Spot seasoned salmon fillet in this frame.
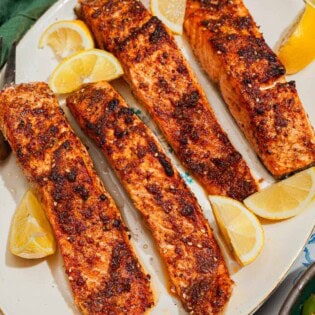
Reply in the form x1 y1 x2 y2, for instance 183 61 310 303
78 0 258 201
67 81 233 315
0 83 154 315
184 0 315 178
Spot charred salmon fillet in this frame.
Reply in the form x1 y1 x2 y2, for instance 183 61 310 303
0 83 154 315
67 81 233 315
184 0 315 178
78 0 257 201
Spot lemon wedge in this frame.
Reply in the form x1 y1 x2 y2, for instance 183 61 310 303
278 0 315 74
39 20 94 58
209 196 264 266
49 49 124 94
151 0 187 35
244 168 315 220
10 190 56 259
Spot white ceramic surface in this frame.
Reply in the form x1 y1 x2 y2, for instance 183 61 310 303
0 0 314 314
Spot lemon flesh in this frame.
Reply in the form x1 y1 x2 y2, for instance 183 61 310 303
10 190 56 259
244 168 315 220
39 20 94 58
151 0 187 35
278 1 315 74
49 49 124 94
209 196 264 266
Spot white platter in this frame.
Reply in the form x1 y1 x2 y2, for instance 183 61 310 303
0 0 315 314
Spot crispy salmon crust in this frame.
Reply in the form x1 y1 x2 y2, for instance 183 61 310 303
0 83 154 315
184 0 315 178
67 81 233 315
79 0 257 201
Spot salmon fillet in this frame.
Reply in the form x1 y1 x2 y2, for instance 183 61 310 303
67 81 233 315
184 0 315 178
78 0 258 201
0 83 154 315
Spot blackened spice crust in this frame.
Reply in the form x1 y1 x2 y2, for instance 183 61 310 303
0 82 154 315
67 80 234 315
184 0 315 177
80 0 257 204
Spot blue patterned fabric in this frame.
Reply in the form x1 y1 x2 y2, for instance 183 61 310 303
256 231 315 314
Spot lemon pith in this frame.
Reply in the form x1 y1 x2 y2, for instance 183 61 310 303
209 196 264 266
39 20 94 58
10 190 56 259
244 168 315 220
49 49 124 94
151 0 187 35
278 2 315 74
